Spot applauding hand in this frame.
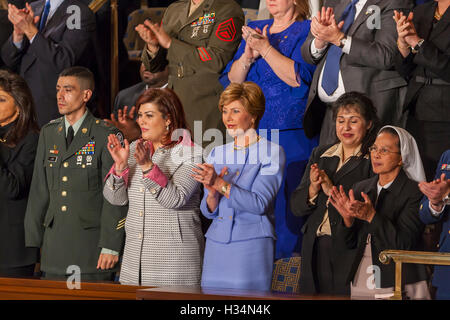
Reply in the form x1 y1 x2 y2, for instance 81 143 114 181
311 7 345 48
134 139 153 171
330 186 376 226
135 21 159 52
105 106 141 142
419 173 450 211
144 19 172 49
107 133 130 174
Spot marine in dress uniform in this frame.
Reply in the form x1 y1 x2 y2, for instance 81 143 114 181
24 68 127 281
141 0 244 145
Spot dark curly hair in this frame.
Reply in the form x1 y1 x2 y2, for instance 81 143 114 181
331 92 380 156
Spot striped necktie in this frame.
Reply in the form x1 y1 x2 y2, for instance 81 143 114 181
39 0 51 32
321 0 359 96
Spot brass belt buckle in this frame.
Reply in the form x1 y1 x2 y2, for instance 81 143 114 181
177 63 184 78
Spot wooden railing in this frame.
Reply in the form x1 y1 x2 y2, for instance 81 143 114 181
379 250 450 300
0 277 150 300
88 0 108 13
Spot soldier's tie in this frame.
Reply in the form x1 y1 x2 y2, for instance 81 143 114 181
321 0 359 95
66 126 74 147
39 0 51 32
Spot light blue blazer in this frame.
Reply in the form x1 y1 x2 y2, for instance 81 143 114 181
200 137 286 244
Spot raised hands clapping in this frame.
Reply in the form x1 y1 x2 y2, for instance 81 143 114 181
107 133 130 174
418 173 450 211
309 163 334 198
105 106 141 142
329 185 376 227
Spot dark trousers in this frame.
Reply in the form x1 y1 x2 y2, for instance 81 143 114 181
0 264 35 278
406 116 450 181
436 287 450 300
312 235 334 294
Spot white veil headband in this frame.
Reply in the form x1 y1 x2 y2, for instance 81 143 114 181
378 126 426 183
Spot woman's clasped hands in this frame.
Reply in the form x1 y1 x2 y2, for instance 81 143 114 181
309 163 333 197
329 185 376 227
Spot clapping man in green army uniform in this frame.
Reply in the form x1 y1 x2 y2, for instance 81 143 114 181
24 67 127 281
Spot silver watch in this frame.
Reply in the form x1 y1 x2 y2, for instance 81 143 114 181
339 36 348 49
444 195 450 206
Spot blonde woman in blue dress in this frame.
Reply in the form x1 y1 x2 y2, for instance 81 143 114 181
192 82 286 290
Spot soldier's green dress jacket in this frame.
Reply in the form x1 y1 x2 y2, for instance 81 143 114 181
24 111 128 275
142 0 244 141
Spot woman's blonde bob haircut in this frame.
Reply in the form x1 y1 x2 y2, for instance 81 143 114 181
218 82 265 129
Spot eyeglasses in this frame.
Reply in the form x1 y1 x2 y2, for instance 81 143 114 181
368 146 401 156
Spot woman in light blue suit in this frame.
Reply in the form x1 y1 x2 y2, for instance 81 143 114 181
192 82 285 291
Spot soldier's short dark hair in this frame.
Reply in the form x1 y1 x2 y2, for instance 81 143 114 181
59 66 95 91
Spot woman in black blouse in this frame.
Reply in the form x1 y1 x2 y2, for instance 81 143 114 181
393 1 450 180
330 126 429 299
290 92 380 295
0 69 39 277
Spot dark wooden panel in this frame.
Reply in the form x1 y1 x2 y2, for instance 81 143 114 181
0 277 151 300
136 286 350 300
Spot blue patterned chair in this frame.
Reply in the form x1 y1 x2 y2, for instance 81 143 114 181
271 257 301 293
242 8 259 25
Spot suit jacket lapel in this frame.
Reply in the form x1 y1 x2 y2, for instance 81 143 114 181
429 5 450 41
416 2 436 40
347 0 381 36
332 0 352 23
359 174 378 205
333 156 367 183
33 0 45 19
20 0 54 73
42 0 68 35
62 112 94 161
222 142 246 185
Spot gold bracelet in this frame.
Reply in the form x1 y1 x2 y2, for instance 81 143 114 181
262 45 273 59
142 163 154 175
220 182 230 195
397 41 410 50
241 57 254 70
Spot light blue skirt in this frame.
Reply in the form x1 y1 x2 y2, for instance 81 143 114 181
201 237 274 291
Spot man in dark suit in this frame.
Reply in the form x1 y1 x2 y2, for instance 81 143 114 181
0 7 12 68
301 0 413 145
419 150 450 300
113 63 168 117
1 0 95 127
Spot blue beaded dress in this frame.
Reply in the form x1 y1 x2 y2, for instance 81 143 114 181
220 19 318 258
